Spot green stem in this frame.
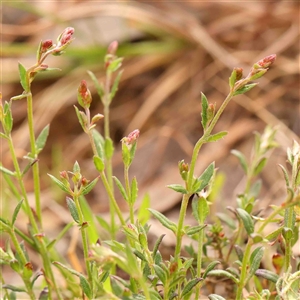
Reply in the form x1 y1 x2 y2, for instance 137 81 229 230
124 165 134 223
236 240 253 300
100 172 125 226
26 91 42 225
73 194 92 282
195 225 205 300
9 228 35 300
175 194 190 259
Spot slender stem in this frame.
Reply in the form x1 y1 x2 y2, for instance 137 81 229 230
124 165 134 223
26 91 42 226
9 228 35 300
195 226 205 300
174 194 190 259
100 172 125 226
236 240 253 300
73 194 92 282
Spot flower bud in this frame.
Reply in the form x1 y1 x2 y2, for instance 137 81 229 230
207 103 216 122
122 129 140 146
253 54 276 69
77 80 92 108
41 40 53 53
234 67 243 81
59 27 75 46
108 40 118 55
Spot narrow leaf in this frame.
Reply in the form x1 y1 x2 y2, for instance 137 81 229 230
18 62 28 91
229 69 237 89
207 270 239 284
130 176 138 205
201 92 209 129
208 294 226 300
186 224 207 236
152 234 165 259
2 284 26 293
195 162 215 193
207 131 228 143
80 275 92 299
48 174 70 193
137 193 151 225
12 200 23 226
104 137 114 159
110 70 123 102
167 184 187 194
192 196 209 223
113 176 128 202
181 278 202 297
87 70 104 99
247 247 265 283
203 261 221 279
236 208 254 235
233 83 258 96
278 164 290 188
255 269 279 283
35 124 50 154
153 264 167 285
148 209 177 233
66 197 80 223
93 155 105 172
92 129 105 159
81 177 99 195
253 157 267 176
231 150 248 174
0 166 15 176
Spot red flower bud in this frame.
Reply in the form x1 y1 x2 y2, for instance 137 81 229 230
78 80 92 108
122 129 140 145
41 39 53 53
234 67 243 81
60 27 75 45
256 54 276 69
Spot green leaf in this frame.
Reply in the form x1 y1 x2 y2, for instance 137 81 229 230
231 150 248 174
92 129 105 160
122 143 131 167
152 234 165 259
80 275 92 299
130 176 138 205
104 137 114 159
48 174 70 193
35 124 50 154
247 247 265 283
81 177 99 195
107 57 123 73
203 261 221 279
66 197 80 223
87 70 104 100
192 196 209 223
113 176 128 202
133 250 147 262
194 162 215 193
186 224 207 236
73 161 80 173
18 62 29 91
181 278 202 298
255 269 279 283
207 131 228 143
216 213 236 230
110 70 123 102
207 270 239 284
2 284 26 293
11 200 23 226
3 102 13 133
74 105 87 132
236 208 254 235
93 155 105 172
38 287 49 300
148 209 177 233
253 157 267 176
265 226 283 242
0 132 8 139
0 166 15 176
153 264 167 285
52 261 82 277
229 69 237 89
167 184 187 194
201 92 209 129
233 83 258 96
278 164 290 188
234 245 244 262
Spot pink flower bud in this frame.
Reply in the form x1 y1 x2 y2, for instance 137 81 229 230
122 129 140 145
60 27 75 45
108 41 118 55
255 54 276 69
41 39 53 53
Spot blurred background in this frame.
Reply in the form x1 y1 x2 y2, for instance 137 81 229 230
1 0 300 254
